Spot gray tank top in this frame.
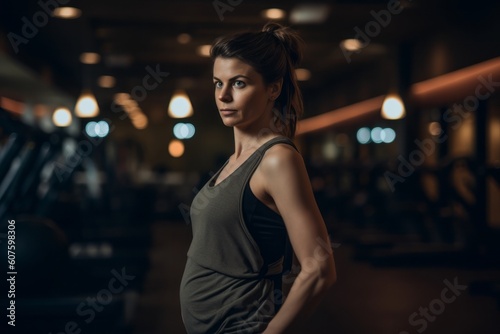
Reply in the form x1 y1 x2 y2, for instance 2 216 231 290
180 136 297 334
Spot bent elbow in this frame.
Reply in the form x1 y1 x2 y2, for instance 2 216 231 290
314 262 337 292
296 256 337 291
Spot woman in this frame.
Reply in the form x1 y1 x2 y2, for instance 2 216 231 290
180 22 337 334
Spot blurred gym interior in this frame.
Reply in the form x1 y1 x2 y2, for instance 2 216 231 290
0 0 499 333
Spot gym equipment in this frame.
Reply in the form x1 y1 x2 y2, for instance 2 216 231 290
0 107 148 333
0 217 68 297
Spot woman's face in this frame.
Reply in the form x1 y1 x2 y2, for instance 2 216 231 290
213 57 279 132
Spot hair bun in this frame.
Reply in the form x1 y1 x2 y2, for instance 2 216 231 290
262 22 303 68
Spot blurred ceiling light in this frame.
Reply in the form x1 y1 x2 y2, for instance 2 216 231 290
428 122 442 136
196 45 211 57
295 68 311 81
168 89 193 118
75 91 99 118
262 8 286 20
80 52 101 65
132 114 148 129
114 93 130 105
127 100 139 108
169 139 185 158
53 7 81 19
340 39 363 52
381 94 406 120
113 93 148 129
178 33 192 44
98 75 116 88
290 4 330 24
52 107 72 127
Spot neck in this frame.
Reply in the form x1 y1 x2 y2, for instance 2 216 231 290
232 123 281 158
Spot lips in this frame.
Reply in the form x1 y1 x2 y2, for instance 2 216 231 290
220 109 237 116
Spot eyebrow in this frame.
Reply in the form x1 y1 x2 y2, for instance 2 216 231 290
213 75 251 81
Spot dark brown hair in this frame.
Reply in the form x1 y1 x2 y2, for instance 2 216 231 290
210 22 304 138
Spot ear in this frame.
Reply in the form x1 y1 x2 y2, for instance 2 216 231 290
268 78 283 101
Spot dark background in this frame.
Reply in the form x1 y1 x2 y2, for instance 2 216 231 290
0 0 499 333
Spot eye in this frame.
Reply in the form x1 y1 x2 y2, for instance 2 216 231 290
214 81 222 89
233 80 246 88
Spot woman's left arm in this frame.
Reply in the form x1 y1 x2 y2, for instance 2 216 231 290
261 145 337 334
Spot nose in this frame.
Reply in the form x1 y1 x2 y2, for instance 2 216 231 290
218 86 232 103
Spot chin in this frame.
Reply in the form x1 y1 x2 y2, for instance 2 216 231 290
220 117 241 128
219 119 235 128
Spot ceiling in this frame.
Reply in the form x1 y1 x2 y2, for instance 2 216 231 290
0 1 440 99
1 0 498 133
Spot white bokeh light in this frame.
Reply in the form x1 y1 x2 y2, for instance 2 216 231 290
381 128 396 143
96 120 110 137
85 120 110 138
381 94 406 120
173 122 195 139
52 107 72 127
371 127 383 143
356 127 371 144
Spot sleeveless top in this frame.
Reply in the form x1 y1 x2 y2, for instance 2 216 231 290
180 136 298 334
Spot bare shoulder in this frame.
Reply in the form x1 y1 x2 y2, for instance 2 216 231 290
260 143 305 175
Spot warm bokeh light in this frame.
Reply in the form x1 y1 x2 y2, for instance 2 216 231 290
196 45 211 57
341 39 363 51
381 94 406 120
114 93 149 129
52 107 72 127
168 90 193 118
262 8 286 20
296 68 311 81
98 75 116 88
132 114 148 129
177 33 192 44
53 7 81 19
169 139 185 158
429 122 442 136
75 92 99 118
80 52 101 65
114 93 130 105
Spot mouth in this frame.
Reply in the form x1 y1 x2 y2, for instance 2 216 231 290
220 109 237 115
